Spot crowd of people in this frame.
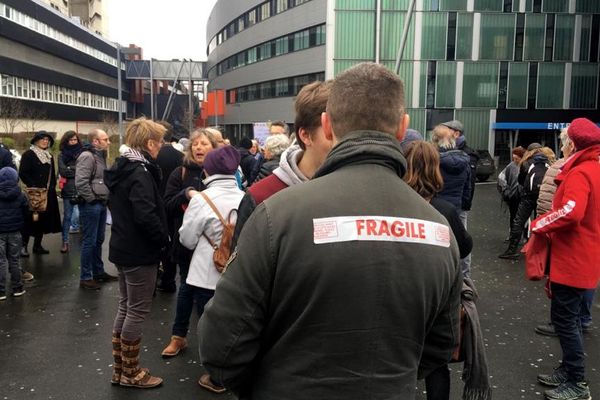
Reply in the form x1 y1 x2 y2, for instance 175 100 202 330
0 61 599 400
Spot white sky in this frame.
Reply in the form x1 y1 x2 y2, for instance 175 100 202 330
106 0 218 61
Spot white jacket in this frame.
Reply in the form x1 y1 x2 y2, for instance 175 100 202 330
179 175 244 290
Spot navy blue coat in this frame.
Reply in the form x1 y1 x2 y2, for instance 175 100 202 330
0 181 28 233
438 149 472 211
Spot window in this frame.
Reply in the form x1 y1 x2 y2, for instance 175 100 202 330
439 0 467 11
248 9 257 26
537 63 564 109
542 0 568 12
462 62 499 107
523 14 545 61
507 62 529 108
554 15 574 61
335 11 375 60
275 36 288 55
294 30 309 51
580 15 592 62
421 13 448 60
435 62 456 108
571 64 598 109
576 0 600 12
276 78 291 96
277 0 289 13
474 0 502 11
456 13 473 60
480 14 515 60
247 47 258 64
260 2 270 20
379 11 414 61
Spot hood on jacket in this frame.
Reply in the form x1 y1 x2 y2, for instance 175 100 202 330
314 130 406 179
0 167 20 200
272 144 308 186
439 149 470 174
104 156 162 191
531 153 549 165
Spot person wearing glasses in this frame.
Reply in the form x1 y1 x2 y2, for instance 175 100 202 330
75 129 115 290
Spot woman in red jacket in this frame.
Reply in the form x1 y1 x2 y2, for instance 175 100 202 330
532 118 600 400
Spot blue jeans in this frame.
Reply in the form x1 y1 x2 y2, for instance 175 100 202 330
171 262 215 337
62 199 79 244
551 282 587 383
79 202 107 281
0 232 23 295
71 205 80 231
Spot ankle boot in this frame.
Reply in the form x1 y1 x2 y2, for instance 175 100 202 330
161 335 187 358
111 332 122 385
499 240 520 259
120 338 163 389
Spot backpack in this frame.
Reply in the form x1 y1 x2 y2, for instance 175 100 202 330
200 192 236 273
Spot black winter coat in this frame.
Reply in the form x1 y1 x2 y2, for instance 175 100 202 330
457 140 479 211
238 149 258 186
255 156 280 182
0 182 28 233
431 197 473 259
156 144 183 196
18 150 62 235
0 146 16 170
163 163 206 264
58 152 78 199
104 157 169 267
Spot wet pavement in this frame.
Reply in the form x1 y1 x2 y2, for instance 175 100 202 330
1 183 599 400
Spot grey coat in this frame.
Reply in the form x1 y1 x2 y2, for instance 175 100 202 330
75 148 109 203
199 131 462 400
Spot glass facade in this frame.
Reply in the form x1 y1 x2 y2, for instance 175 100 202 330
226 72 325 104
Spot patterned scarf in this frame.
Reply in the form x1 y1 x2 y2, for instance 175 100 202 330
31 144 52 164
119 145 149 164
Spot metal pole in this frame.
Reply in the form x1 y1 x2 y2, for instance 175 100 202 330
116 43 124 145
394 0 417 74
150 59 154 120
188 59 193 134
375 0 381 64
161 59 186 121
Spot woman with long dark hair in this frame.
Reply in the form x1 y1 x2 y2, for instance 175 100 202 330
58 131 82 253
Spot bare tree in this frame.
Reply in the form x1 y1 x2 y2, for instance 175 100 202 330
0 97 25 135
100 113 118 137
22 106 48 134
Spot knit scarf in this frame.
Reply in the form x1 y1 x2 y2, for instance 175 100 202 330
60 143 82 164
31 144 52 164
119 145 149 164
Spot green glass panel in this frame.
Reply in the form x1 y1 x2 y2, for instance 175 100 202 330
542 0 568 12
526 0 533 11
554 15 575 61
462 62 499 108
507 62 528 108
580 15 592 62
571 64 599 109
381 61 414 108
334 60 361 76
439 0 468 11
576 0 600 13
336 0 375 9
474 0 502 11
435 62 456 108
335 11 375 59
537 63 564 109
419 62 428 107
406 108 426 134
454 110 490 150
480 14 515 60
382 0 409 10
456 13 473 60
524 14 545 61
380 11 415 60
421 13 448 60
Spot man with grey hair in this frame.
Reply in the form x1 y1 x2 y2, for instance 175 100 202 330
255 134 290 181
199 62 461 399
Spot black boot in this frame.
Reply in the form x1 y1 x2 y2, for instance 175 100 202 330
498 240 520 259
32 237 49 254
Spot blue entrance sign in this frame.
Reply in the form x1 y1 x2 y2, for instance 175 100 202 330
493 122 600 130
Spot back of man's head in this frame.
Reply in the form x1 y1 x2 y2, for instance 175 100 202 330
157 121 174 142
327 62 405 139
88 129 106 144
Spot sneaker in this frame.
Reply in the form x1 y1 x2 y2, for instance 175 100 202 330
538 367 569 387
12 289 26 297
69 228 80 234
536 322 558 337
22 271 34 282
0 294 6 301
79 280 101 290
545 382 591 400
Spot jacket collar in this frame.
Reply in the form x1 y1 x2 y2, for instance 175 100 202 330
204 174 239 188
314 131 407 179
556 144 600 185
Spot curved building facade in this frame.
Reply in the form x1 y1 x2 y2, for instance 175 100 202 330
207 0 600 160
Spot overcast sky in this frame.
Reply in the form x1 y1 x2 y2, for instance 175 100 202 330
106 0 218 61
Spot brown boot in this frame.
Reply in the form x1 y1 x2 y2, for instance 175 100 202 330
161 335 187 358
120 338 163 389
198 374 226 394
111 332 122 385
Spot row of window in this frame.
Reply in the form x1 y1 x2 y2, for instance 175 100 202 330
336 11 599 62
207 0 313 56
0 74 121 112
226 72 325 103
208 25 326 80
0 3 118 67
336 0 600 13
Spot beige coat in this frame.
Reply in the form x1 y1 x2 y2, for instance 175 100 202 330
536 158 566 215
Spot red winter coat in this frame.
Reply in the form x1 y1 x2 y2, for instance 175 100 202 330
531 145 600 289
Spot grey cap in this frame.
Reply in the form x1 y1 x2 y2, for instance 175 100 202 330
440 120 464 133
399 129 423 153
527 142 542 151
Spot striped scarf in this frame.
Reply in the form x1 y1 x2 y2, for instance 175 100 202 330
119 145 149 164
30 144 52 164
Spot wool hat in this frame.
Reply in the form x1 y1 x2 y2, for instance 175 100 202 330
399 129 423 153
30 131 54 147
0 166 18 185
239 137 253 150
567 118 600 150
440 120 464 134
527 142 542 151
203 145 240 176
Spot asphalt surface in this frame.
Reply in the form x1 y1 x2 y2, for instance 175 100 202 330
1 183 599 400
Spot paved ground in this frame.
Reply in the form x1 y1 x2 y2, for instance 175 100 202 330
1 183 599 400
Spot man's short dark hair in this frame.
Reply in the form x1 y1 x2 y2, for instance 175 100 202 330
294 81 331 150
157 121 174 142
270 121 289 136
327 62 405 138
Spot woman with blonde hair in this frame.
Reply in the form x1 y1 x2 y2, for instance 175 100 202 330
104 118 169 389
160 129 217 359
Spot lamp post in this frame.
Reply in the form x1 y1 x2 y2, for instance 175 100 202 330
115 44 142 145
